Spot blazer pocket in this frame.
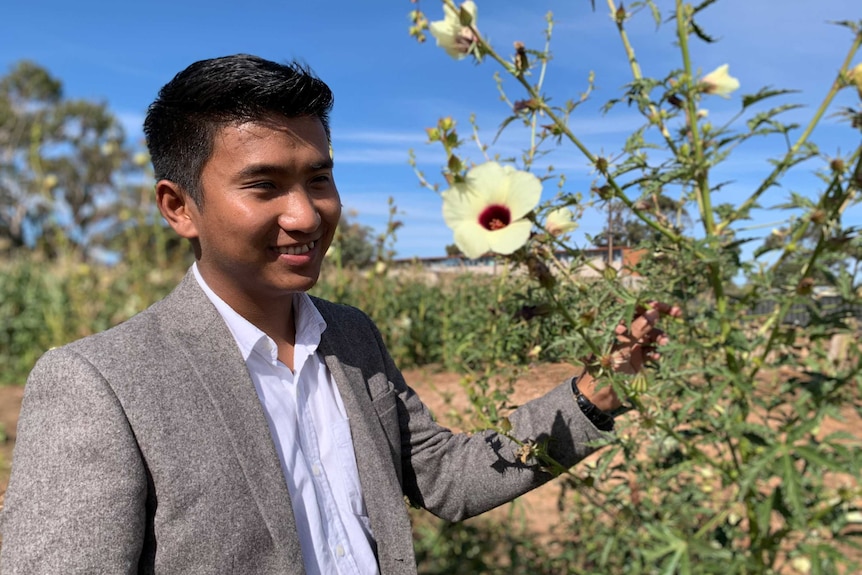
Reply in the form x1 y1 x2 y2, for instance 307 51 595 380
372 389 402 476
372 388 398 418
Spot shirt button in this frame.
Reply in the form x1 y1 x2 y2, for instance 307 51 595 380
335 544 345 557
311 464 321 476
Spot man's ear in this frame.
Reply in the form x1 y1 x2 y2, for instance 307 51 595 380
156 180 199 239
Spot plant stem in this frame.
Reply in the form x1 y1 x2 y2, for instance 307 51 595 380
606 0 675 150
675 0 739 374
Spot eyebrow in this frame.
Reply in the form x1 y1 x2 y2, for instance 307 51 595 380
235 158 334 180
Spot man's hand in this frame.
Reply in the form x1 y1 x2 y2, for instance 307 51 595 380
578 301 682 412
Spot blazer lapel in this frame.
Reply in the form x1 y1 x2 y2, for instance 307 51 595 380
158 271 304 565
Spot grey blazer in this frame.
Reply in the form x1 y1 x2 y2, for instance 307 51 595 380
0 270 605 574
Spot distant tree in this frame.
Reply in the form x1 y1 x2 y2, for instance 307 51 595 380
755 215 861 289
0 60 139 259
333 212 375 268
596 193 690 248
445 243 462 257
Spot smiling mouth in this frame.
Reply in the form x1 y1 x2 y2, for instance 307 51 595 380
275 240 316 256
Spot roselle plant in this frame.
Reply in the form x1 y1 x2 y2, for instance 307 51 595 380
408 1 862 573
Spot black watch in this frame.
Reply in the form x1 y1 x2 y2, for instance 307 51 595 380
571 376 615 431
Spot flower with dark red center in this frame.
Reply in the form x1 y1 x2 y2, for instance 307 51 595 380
442 161 542 259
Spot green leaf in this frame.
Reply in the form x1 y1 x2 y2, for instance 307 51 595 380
692 0 719 15
742 87 798 109
794 444 845 473
690 19 717 43
781 452 805 519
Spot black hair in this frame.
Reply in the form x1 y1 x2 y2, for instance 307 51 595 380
143 54 334 206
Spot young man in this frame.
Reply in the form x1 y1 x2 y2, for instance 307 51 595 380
0 54 674 574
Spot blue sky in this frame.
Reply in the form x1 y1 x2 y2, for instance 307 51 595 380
2 0 860 258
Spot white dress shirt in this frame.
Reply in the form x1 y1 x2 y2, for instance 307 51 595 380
193 265 379 575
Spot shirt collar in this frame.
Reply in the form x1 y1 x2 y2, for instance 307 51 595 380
191 263 327 365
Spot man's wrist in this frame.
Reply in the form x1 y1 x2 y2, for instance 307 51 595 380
571 376 615 431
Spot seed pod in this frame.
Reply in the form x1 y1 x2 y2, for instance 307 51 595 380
630 372 648 394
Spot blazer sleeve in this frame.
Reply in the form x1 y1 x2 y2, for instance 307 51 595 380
363 313 608 523
0 347 147 574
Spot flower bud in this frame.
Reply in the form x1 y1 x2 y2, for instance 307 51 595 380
850 62 862 100
595 156 609 175
513 41 528 74
594 185 613 200
810 209 827 225
579 309 596 327
526 256 556 290
513 98 539 113
796 277 815 295
447 154 463 174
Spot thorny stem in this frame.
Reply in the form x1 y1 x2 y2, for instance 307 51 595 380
543 281 604 358
750 165 858 382
675 1 742 376
528 18 553 166
606 0 676 153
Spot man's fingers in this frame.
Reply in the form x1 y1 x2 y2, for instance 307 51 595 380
651 300 682 318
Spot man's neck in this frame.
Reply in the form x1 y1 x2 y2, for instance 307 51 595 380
193 264 300 368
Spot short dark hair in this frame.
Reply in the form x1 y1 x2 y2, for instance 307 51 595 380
143 54 334 206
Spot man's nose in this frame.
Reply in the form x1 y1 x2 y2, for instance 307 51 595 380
277 189 321 232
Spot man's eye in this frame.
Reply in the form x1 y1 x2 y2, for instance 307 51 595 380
311 174 332 184
248 181 277 190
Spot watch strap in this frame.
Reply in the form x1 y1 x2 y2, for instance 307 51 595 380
571 376 615 431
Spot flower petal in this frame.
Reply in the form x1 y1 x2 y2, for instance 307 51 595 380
428 1 478 61
701 64 739 98
546 207 577 236
442 185 485 226
465 162 508 203
500 169 542 219
452 222 491 259
487 219 532 255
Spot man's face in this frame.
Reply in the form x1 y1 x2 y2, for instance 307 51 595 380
183 115 341 309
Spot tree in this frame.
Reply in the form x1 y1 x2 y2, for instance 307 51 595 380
596 193 690 248
0 61 139 259
332 212 376 268
445 243 462 257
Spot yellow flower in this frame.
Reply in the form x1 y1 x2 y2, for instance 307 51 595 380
545 207 577 236
700 64 740 98
442 162 542 259
429 1 479 60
